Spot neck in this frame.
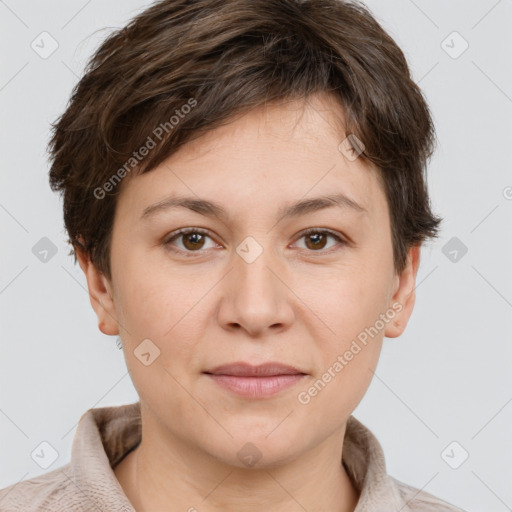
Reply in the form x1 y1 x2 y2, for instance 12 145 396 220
115 419 360 512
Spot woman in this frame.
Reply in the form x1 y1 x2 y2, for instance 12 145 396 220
0 0 467 510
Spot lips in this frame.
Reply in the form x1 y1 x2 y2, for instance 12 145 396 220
203 362 306 377
203 362 307 398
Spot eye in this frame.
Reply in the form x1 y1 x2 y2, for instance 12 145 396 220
164 228 219 256
293 228 347 252
163 227 347 257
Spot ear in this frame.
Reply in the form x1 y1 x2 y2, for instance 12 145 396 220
75 246 119 336
384 245 421 339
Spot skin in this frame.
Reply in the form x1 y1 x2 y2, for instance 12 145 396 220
77 91 420 512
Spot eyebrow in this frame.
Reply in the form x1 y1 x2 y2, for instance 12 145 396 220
140 192 367 222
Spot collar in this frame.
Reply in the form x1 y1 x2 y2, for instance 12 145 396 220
66 401 410 511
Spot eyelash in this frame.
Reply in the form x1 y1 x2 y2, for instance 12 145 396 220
163 227 347 258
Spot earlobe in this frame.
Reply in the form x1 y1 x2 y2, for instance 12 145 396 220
75 245 119 336
384 245 421 339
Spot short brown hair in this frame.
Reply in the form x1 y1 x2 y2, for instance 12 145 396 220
48 0 442 281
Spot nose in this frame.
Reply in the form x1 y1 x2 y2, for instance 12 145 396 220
217 243 295 337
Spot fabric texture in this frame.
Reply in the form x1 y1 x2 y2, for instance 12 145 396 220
0 402 467 511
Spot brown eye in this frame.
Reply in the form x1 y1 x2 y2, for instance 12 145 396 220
164 228 217 255
182 232 206 250
295 229 346 252
304 232 328 250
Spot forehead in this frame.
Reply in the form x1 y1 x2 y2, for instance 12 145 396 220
115 93 387 224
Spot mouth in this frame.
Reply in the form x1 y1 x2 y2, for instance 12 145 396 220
204 361 306 377
203 362 307 398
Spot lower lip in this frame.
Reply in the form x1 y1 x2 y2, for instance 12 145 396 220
205 374 306 398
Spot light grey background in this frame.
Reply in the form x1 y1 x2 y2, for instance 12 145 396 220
1 1 511 511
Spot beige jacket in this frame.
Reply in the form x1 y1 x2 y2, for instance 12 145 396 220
0 402 467 511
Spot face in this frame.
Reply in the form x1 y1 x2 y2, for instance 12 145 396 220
79 92 419 468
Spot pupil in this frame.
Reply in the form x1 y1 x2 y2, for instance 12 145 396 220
307 233 326 250
185 233 204 249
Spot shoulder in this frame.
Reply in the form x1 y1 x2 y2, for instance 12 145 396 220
391 476 468 512
0 463 81 512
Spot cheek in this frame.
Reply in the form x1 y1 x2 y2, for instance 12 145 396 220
116 268 204 408
114 262 208 375
305 263 390 340
302 258 391 390
299 283 385 419
114 251 193 335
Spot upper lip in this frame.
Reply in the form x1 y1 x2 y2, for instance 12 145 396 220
204 362 306 377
